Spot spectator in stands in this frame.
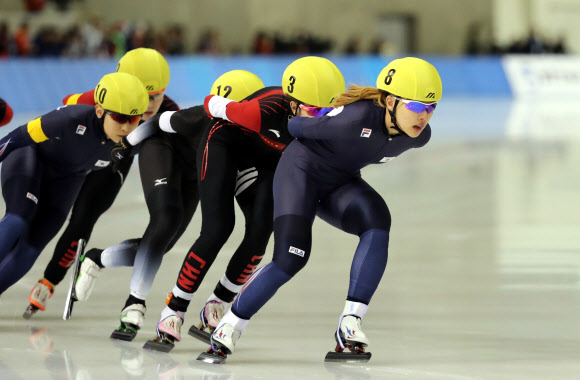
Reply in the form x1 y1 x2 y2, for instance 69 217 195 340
15 22 31 56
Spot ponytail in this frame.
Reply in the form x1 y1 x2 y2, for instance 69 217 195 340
333 85 388 108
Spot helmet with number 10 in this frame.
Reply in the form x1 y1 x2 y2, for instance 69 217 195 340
282 56 346 107
94 72 149 116
376 57 442 102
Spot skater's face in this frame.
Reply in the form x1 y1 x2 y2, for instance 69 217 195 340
142 91 165 121
96 105 141 143
385 95 435 138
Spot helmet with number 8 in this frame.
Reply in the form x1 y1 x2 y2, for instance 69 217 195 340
94 72 149 116
376 57 442 102
282 56 345 107
210 70 265 102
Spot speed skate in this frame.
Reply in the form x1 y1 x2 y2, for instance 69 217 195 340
324 315 372 363
62 239 86 320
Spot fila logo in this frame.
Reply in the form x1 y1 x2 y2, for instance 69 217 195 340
76 125 86 135
95 160 110 167
268 129 281 138
26 192 38 204
360 128 372 138
289 246 305 257
426 92 436 99
130 108 139 115
155 178 168 186
380 157 396 163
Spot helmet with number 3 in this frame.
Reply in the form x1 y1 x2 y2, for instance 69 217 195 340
282 56 345 107
376 57 442 102
210 70 265 102
94 72 149 116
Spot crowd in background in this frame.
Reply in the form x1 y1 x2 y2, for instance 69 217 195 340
0 16 394 57
465 24 567 55
0 3 569 58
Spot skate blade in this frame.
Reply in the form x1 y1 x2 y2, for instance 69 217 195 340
143 338 174 353
188 325 212 345
23 305 38 320
196 349 227 364
324 350 372 363
62 239 86 321
110 329 137 341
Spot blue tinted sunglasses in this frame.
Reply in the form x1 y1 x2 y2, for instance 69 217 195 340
299 104 334 117
393 97 437 114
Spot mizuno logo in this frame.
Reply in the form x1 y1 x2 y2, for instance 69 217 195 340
426 93 436 99
268 129 281 138
155 178 167 186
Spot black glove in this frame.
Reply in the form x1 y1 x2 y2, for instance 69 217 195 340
110 136 132 172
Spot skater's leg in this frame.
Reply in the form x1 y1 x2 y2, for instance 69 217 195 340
43 158 132 286
197 167 274 334
0 174 84 294
318 178 391 356
129 137 189 301
317 177 391 304
0 146 42 260
165 133 238 313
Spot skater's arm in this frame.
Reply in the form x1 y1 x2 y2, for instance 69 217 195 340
0 108 68 161
157 105 208 138
204 88 286 134
63 89 96 106
288 106 360 140
0 97 13 127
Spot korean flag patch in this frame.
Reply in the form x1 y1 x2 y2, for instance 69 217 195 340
360 128 372 138
76 125 86 135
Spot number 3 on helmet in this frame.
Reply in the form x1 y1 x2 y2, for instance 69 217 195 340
282 56 346 108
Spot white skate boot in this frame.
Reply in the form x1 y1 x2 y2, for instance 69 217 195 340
325 315 372 363
111 304 146 341
143 308 184 353
74 257 102 301
189 300 225 344
211 323 240 355
338 315 369 348
23 279 54 319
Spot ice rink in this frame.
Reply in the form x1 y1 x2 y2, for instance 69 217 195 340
1 98 579 379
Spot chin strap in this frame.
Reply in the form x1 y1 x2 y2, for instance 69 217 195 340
387 98 408 137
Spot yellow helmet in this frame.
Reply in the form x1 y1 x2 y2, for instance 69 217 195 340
210 70 265 102
117 48 170 95
94 72 149 115
376 57 442 102
282 56 345 107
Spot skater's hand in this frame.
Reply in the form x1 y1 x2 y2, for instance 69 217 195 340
110 136 132 172
204 95 234 120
